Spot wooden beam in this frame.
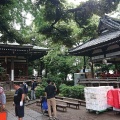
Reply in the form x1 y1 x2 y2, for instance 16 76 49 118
0 56 16 58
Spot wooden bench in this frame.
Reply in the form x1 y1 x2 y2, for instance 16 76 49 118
36 100 41 106
56 104 67 112
65 101 80 109
78 100 86 106
57 97 86 107
55 96 64 100
56 99 67 102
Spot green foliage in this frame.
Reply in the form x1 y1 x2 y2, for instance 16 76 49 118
46 75 62 86
0 0 34 43
35 85 45 98
28 66 33 76
41 76 62 94
43 44 82 81
117 64 120 71
0 0 119 46
95 63 120 72
64 80 74 86
59 84 71 96
40 77 48 87
59 84 85 99
28 86 45 99
0 0 120 85
34 0 119 47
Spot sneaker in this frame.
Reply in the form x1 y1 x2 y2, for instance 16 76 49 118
53 117 59 120
49 117 53 120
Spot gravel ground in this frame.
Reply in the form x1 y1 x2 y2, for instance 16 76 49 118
27 103 120 120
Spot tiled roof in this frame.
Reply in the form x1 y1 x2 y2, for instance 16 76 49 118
69 31 120 53
98 15 120 34
0 42 49 51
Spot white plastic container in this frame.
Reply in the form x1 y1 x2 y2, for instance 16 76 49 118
84 86 113 113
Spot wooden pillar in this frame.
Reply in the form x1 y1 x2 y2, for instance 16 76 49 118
39 60 43 77
45 64 47 78
11 58 14 81
83 56 86 73
91 62 94 78
26 59 28 76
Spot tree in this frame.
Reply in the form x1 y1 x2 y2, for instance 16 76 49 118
34 0 119 47
0 0 34 44
43 44 83 81
0 0 119 46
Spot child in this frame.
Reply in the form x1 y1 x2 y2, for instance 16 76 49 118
40 95 48 114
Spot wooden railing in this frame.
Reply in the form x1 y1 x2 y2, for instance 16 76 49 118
78 78 120 87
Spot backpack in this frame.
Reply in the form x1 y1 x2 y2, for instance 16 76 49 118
23 83 28 94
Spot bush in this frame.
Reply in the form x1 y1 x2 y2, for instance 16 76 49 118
36 85 45 98
69 85 85 99
59 84 71 97
64 80 74 86
40 77 48 87
28 85 45 99
59 84 85 100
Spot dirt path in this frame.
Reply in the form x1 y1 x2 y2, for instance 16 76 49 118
27 103 120 120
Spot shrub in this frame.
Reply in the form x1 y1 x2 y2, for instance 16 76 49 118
35 85 45 98
28 85 45 99
64 80 74 86
70 85 85 99
59 84 71 97
59 84 85 100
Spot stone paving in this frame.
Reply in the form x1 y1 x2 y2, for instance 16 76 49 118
6 101 44 120
5 100 120 120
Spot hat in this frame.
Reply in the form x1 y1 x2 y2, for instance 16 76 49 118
0 87 4 94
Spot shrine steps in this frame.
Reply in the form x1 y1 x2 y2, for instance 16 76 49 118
5 91 14 102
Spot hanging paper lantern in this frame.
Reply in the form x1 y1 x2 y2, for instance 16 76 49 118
102 59 107 64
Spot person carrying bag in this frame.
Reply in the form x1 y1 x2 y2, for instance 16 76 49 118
0 86 7 120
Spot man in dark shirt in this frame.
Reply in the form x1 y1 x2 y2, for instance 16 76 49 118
45 80 58 120
13 83 25 120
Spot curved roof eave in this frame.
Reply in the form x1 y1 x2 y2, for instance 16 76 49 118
69 31 120 54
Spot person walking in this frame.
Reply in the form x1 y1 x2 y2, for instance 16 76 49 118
45 80 58 120
31 80 36 100
13 83 25 120
23 82 30 102
0 86 6 110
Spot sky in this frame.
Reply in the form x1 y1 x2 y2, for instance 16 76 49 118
14 12 34 30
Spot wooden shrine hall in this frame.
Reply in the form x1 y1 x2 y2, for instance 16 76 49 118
69 15 120 87
0 42 49 86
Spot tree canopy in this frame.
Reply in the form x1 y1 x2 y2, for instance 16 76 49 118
0 0 34 44
34 0 119 47
0 0 119 47
0 0 120 80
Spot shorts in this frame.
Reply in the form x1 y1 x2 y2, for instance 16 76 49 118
15 105 24 118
